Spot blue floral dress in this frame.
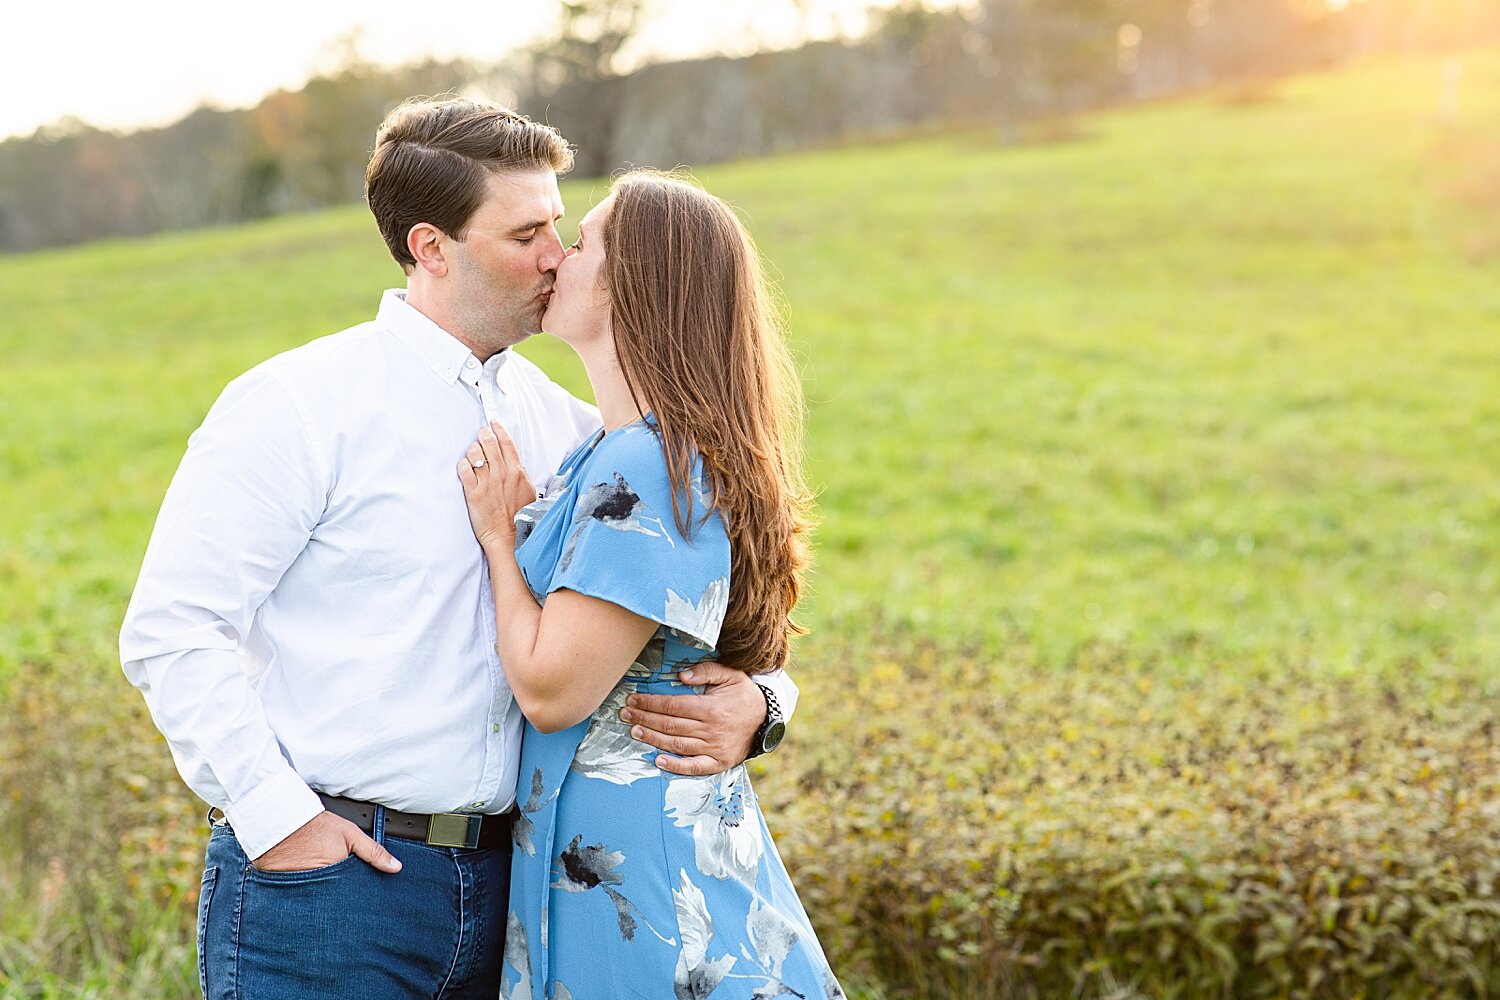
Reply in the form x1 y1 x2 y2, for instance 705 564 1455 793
501 419 843 1000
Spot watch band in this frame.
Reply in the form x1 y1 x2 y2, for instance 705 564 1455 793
746 680 785 760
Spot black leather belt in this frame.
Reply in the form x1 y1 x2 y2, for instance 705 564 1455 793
317 793 514 851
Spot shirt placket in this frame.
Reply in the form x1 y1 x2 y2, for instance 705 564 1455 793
461 358 516 813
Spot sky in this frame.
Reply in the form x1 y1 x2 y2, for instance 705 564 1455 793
0 0 966 141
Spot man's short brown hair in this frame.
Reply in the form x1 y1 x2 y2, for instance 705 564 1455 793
365 98 574 272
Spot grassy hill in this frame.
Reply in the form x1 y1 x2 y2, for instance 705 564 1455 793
3 46 1500 998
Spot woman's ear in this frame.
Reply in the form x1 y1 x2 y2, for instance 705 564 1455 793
408 223 447 277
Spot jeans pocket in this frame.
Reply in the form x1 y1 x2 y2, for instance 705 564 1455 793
245 852 362 884
197 866 219 997
235 849 407 994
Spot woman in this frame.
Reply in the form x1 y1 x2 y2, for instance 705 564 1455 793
456 171 842 999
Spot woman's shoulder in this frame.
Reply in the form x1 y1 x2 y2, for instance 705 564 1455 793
591 419 667 464
568 423 666 512
573 421 722 537
584 420 702 493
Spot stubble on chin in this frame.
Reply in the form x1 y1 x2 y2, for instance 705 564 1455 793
478 303 545 355
498 310 546 353
513 303 546 344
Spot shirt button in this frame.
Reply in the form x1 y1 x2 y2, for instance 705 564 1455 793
472 801 484 808
492 722 501 733
465 358 478 369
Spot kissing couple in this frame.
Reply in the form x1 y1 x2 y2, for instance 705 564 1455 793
122 98 843 998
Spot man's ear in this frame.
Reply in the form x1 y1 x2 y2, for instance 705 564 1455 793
407 223 448 277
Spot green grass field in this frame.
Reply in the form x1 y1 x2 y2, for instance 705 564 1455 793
3 46 1500 998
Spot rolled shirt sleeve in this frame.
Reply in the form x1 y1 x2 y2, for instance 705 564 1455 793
754 669 799 723
120 368 327 860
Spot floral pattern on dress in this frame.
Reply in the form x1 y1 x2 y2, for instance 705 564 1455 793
570 684 658 786
673 869 736 999
551 834 676 946
569 649 661 786
665 768 764 883
502 912 532 1000
502 912 577 1000
745 896 800 980
664 577 730 650
512 766 555 857
558 472 673 574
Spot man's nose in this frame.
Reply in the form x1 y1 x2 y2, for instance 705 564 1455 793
538 232 565 273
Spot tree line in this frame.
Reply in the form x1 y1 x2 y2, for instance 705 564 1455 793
0 0 1493 253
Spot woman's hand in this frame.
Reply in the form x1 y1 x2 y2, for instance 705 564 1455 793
456 421 537 553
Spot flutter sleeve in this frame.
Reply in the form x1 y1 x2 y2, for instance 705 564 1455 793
547 425 731 651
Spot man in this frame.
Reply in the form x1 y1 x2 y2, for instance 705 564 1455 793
120 98 795 998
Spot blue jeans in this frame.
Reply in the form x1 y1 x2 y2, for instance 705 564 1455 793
197 811 510 999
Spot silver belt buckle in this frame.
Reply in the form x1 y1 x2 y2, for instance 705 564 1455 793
427 812 482 849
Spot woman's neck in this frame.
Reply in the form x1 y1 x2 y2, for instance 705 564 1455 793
576 340 645 432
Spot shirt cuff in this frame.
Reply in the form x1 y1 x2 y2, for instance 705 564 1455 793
222 767 325 861
753 669 799 723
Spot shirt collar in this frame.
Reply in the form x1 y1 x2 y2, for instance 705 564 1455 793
377 289 510 386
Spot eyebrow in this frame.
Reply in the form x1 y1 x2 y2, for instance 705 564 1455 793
510 207 566 237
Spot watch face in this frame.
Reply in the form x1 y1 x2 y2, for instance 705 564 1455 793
762 721 787 753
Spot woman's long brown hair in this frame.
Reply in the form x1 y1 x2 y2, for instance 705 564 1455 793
603 170 814 673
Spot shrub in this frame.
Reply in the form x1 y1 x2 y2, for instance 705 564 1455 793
760 645 1500 999
0 661 201 996
7 648 1500 998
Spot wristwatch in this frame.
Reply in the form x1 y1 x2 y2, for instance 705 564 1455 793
746 681 786 760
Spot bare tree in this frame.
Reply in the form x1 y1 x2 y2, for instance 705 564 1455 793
522 0 647 175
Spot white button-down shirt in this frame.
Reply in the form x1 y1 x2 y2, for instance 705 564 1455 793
121 290 798 860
